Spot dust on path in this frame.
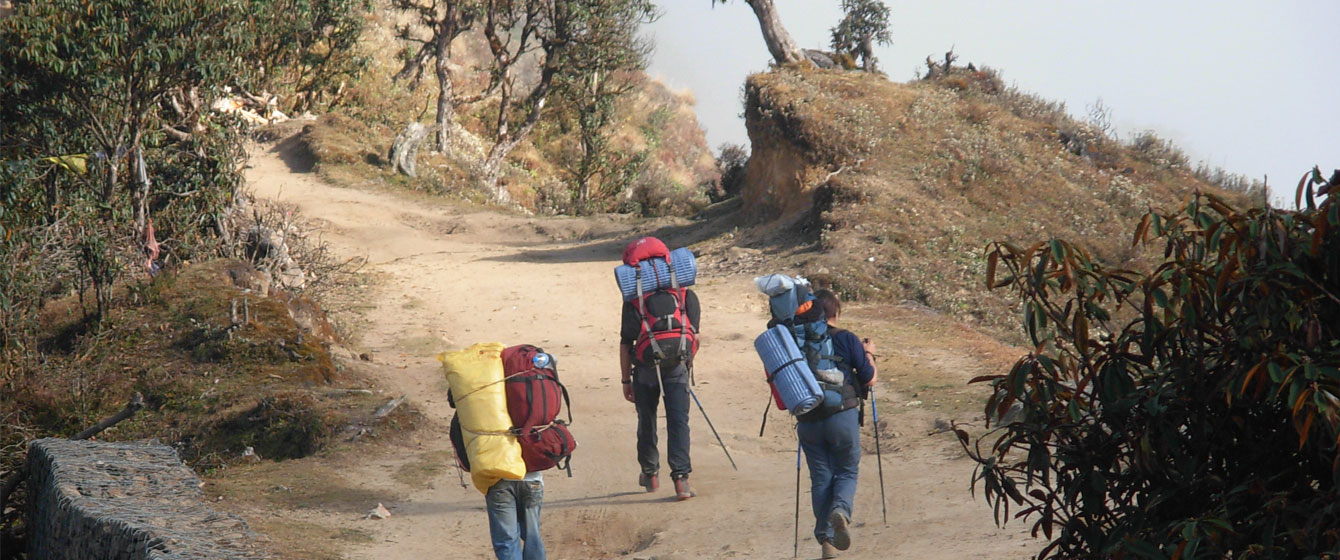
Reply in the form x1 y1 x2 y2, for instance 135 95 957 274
244 140 1037 560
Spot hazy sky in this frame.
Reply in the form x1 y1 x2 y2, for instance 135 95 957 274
645 1 1339 205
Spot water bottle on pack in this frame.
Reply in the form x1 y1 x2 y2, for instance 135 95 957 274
532 352 552 370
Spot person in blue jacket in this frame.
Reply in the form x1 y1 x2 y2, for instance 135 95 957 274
801 289 878 559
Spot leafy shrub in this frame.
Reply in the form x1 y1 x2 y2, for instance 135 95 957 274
960 168 1340 558
622 161 710 217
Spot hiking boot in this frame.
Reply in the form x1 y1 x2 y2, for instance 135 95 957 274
639 473 658 493
828 510 851 551
673 476 694 500
820 540 840 559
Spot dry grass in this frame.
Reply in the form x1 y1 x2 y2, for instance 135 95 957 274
726 68 1257 340
278 4 719 216
0 259 388 471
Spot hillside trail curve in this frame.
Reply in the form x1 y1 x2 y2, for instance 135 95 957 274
244 139 1035 560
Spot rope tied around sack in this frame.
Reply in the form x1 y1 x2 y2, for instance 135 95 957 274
461 421 559 438
453 367 562 437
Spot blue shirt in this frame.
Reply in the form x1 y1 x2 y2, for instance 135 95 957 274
829 328 875 387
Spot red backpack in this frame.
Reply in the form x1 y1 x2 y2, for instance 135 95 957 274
501 344 576 474
624 237 698 366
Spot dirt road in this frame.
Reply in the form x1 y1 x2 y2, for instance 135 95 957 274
244 140 1037 559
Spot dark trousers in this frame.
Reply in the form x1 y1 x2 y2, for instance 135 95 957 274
632 361 691 479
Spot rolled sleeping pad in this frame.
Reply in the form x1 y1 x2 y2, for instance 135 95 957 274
614 247 697 301
754 325 823 416
438 342 526 494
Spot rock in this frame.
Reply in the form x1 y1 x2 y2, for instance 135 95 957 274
803 49 839 69
389 122 431 177
366 503 392 520
244 226 286 262
244 225 307 290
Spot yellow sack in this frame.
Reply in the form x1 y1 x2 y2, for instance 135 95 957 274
438 342 526 494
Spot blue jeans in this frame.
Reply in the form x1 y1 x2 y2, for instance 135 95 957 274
797 407 861 543
485 478 545 560
633 361 692 478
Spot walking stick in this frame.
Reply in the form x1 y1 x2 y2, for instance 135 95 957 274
688 384 739 471
794 440 802 558
869 386 888 525
759 390 773 436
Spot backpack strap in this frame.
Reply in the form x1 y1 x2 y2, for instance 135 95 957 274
668 264 689 361
634 266 668 363
765 357 807 383
555 366 573 424
544 350 574 424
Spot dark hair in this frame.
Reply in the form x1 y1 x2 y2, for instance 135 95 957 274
815 289 842 320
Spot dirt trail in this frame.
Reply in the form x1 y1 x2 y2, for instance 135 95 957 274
244 140 1036 560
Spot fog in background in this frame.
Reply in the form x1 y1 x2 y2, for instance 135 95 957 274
645 0 1339 205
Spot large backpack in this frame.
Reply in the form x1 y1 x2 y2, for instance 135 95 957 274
501 344 577 474
623 238 698 366
760 276 858 420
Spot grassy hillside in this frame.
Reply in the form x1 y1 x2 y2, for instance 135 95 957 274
285 5 718 216
0 259 406 473
711 65 1259 337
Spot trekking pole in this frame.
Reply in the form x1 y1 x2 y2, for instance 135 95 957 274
794 440 802 558
686 369 739 471
869 386 888 525
758 391 773 437
688 387 738 471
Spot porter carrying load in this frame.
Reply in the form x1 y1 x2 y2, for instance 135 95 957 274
439 342 526 493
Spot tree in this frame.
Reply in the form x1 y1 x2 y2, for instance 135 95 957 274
246 0 372 115
1 0 364 327
712 0 806 67
391 0 485 153
477 0 656 203
3 0 251 253
829 0 890 72
553 0 656 210
960 169 1340 558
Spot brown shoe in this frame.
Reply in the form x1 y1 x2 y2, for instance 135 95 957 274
828 510 851 550
673 477 694 500
821 540 839 559
639 473 658 493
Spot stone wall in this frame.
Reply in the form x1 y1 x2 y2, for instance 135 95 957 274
26 439 259 559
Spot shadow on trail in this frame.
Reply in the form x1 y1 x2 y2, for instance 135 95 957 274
480 199 746 265
540 490 680 509
268 133 315 173
396 490 675 517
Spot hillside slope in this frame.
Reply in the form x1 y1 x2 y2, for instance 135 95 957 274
725 67 1256 334
294 5 718 216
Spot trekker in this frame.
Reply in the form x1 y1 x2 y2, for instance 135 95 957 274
484 474 545 560
449 401 547 560
618 237 701 500
801 289 877 558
